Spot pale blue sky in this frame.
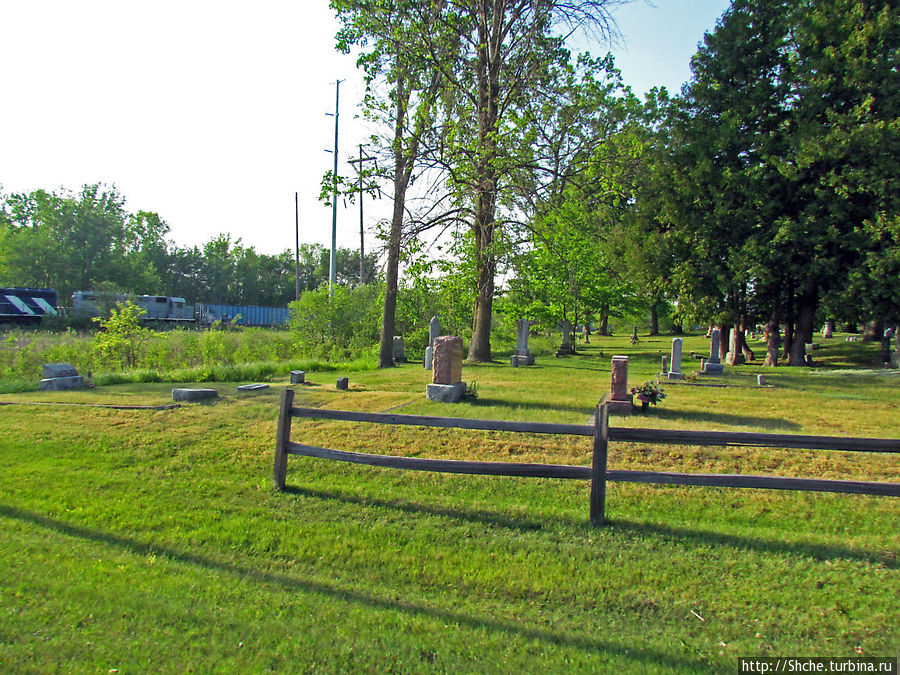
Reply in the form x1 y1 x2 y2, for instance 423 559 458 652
1 1 731 256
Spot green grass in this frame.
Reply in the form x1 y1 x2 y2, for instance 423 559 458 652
0 332 898 672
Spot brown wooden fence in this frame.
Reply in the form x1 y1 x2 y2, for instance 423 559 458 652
273 389 900 526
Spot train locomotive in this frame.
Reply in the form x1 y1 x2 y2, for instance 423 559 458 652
0 287 59 326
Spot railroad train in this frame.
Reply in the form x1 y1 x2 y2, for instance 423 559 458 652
0 287 59 326
0 287 290 327
72 291 291 327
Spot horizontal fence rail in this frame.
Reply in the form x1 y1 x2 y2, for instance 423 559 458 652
273 390 900 526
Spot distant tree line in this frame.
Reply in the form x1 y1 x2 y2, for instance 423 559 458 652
0 184 376 308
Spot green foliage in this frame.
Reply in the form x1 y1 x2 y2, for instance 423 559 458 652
630 381 667 406
92 301 150 370
288 284 382 360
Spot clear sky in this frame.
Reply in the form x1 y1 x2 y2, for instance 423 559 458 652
1 0 731 257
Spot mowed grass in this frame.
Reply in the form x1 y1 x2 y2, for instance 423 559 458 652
0 333 898 673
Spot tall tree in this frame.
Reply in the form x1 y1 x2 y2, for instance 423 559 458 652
415 0 624 361
331 0 450 368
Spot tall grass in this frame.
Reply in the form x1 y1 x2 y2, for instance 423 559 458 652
0 327 378 390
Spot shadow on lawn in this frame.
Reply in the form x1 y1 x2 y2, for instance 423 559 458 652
645 407 802 431
596 518 898 570
284 485 550 532
0 502 716 672
472 397 595 417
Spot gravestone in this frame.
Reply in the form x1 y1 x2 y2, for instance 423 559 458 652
510 318 535 367
701 329 725 375
823 321 834 339
172 388 218 402
290 370 306 384
40 363 85 391
667 337 685 380
426 335 466 403
336 377 349 390
660 355 668 378
725 328 746 365
424 316 441 370
237 383 269 393
606 355 633 415
556 320 575 356
392 336 407 363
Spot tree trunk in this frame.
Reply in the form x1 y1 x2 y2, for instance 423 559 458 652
466 5 500 363
718 324 730 361
740 315 755 362
789 297 817 366
672 322 683 335
763 318 780 367
377 77 414 369
649 300 659 336
377 185 406 369
863 320 883 342
783 322 794 361
598 304 609 335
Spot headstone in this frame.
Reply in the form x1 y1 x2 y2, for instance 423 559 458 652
726 328 746 365
42 363 79 379
701 329 725 375
667 337 685 380
237 383 269 392
660 355 668 378
290 370 306 384
606 356 633 415
424 316 441 370
757 375 767 386
426 335 466 403
510 318 535 367
39 362 85 391
823 321 834 339
392 336 407 363
336 377 349 390
172 388 218 402
556 320 575 356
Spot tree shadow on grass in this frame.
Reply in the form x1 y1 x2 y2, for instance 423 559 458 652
644 407 802 431
471 397 595 417
283 485 544 532
0 502 716 673
597 517 899 570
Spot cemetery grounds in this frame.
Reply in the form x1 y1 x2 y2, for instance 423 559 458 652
0 332 897 672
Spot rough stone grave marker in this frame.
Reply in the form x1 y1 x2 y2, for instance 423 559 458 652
40 363 85 391
426 335 466 403
607 355 633 415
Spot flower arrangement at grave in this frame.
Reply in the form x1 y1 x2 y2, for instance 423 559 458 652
630 381 667 406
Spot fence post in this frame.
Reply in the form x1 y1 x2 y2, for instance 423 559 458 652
590 400 610 526
274 388 295 490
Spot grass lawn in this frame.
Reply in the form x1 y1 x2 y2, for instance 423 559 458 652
1 333 898 672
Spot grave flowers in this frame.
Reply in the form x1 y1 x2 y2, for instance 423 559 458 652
630 381 666 411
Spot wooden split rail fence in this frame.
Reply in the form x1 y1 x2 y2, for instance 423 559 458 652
273 389 900 526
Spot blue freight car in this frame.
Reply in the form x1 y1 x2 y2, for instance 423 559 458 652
0 287 59 326
197 304 290 327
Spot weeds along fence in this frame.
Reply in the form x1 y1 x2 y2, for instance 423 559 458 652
273 390 900 526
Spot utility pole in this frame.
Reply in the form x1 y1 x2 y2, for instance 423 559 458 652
326 80 343 296
348 143 376 285
294 191 301 301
